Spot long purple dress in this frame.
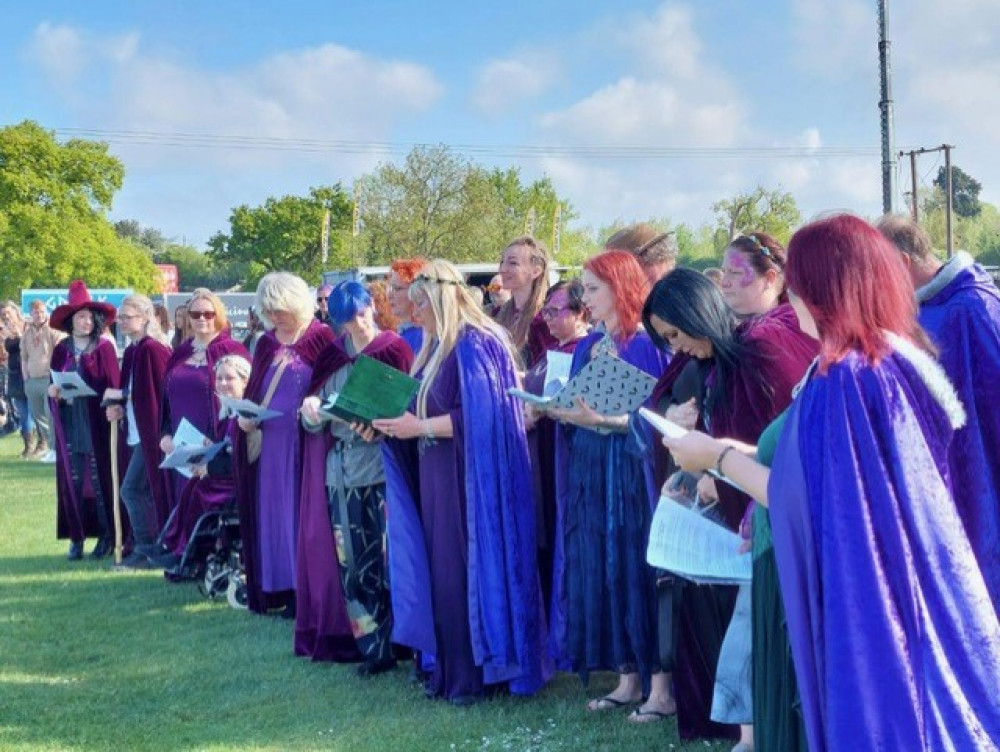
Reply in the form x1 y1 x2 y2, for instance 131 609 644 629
256 352 312 595
235 321 335 615
382 326 547 701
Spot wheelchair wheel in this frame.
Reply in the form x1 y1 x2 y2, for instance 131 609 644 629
199 554 229 599
227 570 248 610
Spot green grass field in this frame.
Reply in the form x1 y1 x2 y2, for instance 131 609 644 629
0 433 730 751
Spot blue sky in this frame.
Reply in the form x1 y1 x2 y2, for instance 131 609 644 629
2 1 997 249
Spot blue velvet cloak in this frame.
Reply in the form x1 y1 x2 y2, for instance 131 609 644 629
382 326 547 694
770 346 1000 752
553 330 669 684
917 252 1000 613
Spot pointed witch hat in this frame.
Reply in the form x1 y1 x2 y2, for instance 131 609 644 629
49 280 117 331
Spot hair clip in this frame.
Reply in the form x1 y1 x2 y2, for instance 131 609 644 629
743 233 775 260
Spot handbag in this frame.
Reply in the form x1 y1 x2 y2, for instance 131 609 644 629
246 355 289 464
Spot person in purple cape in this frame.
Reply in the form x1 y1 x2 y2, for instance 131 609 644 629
521 280 591 625
157 289 248 527
235 272 336 618
298 280 413 672
663 214 1000 751
546 250 669 718
48 281 121 560
159 354 250 567
878 213 1000 613
103 295 172 568
642 263 817 747
375 259 547 706
493 236 557 369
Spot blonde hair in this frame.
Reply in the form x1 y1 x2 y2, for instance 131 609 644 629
409 259 518 418
255 272 314 330
188 288 229 332
120 294 169 344
494 236 551 350
214 353 252 382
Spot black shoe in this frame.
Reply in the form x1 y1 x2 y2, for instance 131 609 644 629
90 536 113 559
114 551 152 570
356 658 397 678
67 540 84 561
148 552 181 570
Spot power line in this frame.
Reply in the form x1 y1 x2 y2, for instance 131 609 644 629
53 126 884 162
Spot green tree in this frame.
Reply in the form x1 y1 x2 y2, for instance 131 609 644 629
354 146 580 266
0 121 159 298
208 185 353 288
933 165 982 218
711 185 801 247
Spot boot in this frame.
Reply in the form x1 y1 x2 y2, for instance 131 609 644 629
20 431 35 459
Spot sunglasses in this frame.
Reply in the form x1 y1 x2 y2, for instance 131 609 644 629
188 310 217 320
317 296 329 303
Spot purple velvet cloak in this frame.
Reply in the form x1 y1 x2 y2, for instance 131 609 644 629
917 253 1000 613
234 321 333 615
50 338 121 541
120 336 172 532
709 304 818 530
382 326 548 694
164 332 248 440
294 330 413 662
770 348 1000 751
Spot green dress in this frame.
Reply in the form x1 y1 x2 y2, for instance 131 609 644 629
752 410 809 751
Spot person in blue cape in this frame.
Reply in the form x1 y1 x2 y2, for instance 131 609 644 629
375 258 547 706
546 250 669 719
877 213 1000 614
661 214 1000 751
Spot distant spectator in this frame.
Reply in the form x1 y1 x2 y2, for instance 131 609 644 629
1 302 33 457
21 298 65 461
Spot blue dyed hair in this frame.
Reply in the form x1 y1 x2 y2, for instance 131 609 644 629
328 280 372 326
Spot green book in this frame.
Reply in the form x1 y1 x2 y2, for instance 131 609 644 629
319 354 420 424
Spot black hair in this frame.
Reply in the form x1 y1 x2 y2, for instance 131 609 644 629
60 308 109 346
642 267 768 416
545 278 588 318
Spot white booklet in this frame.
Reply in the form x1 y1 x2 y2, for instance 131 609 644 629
160 418 223 478
218 394 281 422
508 351 656 414
51 370 98 399
646 497 752 585
508 350 575 403
638 407 749 494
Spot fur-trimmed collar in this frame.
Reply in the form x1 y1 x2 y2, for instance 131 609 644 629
915 251 975 304
886 332 966 429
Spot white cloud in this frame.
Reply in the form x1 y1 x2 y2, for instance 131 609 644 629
471 53 560 117
790 0 874 79
26 22 138 85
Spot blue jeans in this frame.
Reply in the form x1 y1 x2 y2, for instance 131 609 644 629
11 397 34 434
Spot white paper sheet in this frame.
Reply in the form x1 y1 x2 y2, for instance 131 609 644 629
51 370 97 399
218 394 281 422
646 497 752 585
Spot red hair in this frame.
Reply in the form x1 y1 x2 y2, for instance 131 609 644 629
390 258 429 284
786 214 924 371
583 250 650 336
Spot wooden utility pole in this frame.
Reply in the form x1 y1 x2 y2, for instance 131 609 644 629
898 144 956 256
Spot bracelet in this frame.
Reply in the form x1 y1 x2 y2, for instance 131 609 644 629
422 419 434 439
715 446 736 478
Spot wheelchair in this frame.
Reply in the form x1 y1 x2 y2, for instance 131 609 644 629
168 507 247 609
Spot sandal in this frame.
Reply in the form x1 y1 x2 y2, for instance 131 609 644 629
587 695 640 712
627 707 674 724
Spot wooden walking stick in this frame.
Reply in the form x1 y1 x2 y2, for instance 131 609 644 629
110 417 123 565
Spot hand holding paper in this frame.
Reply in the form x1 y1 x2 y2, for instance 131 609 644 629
50 370 98 399
218 394 281 423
